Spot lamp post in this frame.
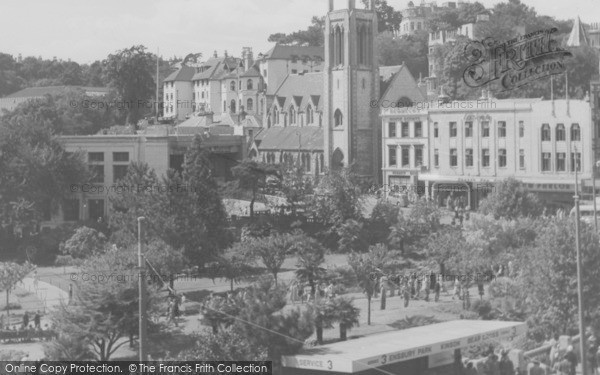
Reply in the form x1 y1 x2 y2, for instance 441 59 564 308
574 156 588 375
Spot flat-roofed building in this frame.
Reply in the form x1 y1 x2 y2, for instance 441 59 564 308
381 96 593 209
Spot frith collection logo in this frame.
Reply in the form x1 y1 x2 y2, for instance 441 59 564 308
462 28 573 91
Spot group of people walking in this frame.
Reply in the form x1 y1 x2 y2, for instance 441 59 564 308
289 281 336 304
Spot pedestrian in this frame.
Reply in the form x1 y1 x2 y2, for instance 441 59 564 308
478 281 485 300
297 283 304 303
556 358 572 375
403 284 410 308
34 311 41 329
564 346 577 375
422 276 430 302
434 279 441 302
529 360 545 375
453 278 461 300
290 281 298 304
499 350 514 375
465 206 471 221
22 311 29 329
464 361 478 375
68 283 73 303
33 269 39 290
588 335 598 375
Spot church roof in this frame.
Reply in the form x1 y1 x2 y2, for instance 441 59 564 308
255 126 324 151
270 72 323 111
567 16 590 47
261 44 324 61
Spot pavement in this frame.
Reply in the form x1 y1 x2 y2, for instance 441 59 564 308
0 277 69 360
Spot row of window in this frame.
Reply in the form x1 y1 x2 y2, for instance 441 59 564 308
165 93 174 101
262 152 325 174
388 121 423 138
388 146 424 168
541 152 581 172
540 123 581 141
433 148 520 169
429 121 582 141
88 152 129 184
402 21 422 32
224 98 254 113
429 148 583 172
269 104 320 127
229 79 255 91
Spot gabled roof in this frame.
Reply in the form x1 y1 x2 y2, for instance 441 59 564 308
5 86 110 98
567 16 590 47
271 72 323 101
379 64 427 106
261 44 324 61
164 66 196 82
192 56 240 81
240 64 261 78
256 125 324 151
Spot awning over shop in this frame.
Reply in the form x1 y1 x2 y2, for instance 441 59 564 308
281 320 527 373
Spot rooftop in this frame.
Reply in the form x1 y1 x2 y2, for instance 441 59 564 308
282 320 527 373
261 44 324 61
164 66 197 82
255 126 324 151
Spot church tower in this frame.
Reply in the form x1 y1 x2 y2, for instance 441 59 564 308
323 0 380 181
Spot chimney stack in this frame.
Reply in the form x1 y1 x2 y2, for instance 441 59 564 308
224 50 228 58
329 0 334 11
213 50 218 58
348 0 355 9
242 47 253 72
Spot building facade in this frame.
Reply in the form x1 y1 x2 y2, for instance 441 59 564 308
43 129 244 228
381 97 593 209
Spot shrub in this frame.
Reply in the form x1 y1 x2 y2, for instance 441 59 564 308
471 299 494 320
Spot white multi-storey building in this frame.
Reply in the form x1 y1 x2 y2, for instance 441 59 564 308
382 95 593 209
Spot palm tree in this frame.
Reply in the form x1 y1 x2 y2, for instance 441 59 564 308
331 297 360 341
309 300 336 344
294 234 327 299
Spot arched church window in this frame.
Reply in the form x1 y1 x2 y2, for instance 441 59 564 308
334 109 343 127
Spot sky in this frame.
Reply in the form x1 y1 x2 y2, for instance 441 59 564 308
1 0 598 64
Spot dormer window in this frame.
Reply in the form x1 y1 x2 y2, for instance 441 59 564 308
230 81 236 91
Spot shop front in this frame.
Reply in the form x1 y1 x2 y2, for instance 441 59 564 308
282 320 527 375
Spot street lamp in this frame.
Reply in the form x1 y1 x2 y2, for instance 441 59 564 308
574 155 588 375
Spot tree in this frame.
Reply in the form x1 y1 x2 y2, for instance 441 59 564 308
368 200 400 245
179 135 232 264
347 250 378 325
517 217 600 336
2 88 121 135
331 296 360 340
0 262 33 318
310 168 363 228
0 116 88 247
295 234 327 298
231 160 279 218
337 219 368 253
478 178 543 220
279 163 314 215
246 232 297 284
408 197 441 232
108 162 168 246
171 329 267 361
362 0 402 33
45 248 162 361
268 16 325 46
425 227 465 276
142 239 187 290
211 242 255 292
201 294 242 334
233 278 314 372
60 226 107 259
308 299 335 345
103 45 155 125
375 32 429 79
